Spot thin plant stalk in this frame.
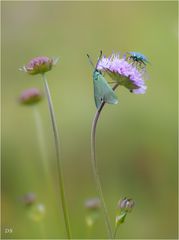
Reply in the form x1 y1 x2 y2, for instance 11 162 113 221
113 224 120 239
33 107 49 177
91 83 119 239
42 73 71 239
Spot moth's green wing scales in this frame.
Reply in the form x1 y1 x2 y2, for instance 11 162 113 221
93 70 118 109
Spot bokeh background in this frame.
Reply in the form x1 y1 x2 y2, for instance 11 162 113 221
1 1 178 239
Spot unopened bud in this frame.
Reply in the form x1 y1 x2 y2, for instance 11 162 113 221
19 88 42 105
118 197 135 213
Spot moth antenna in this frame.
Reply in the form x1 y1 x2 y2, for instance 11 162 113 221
87 54 95 69
96 50 103 69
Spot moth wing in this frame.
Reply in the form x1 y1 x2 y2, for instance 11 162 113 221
94 74 118 109
93 78 104 108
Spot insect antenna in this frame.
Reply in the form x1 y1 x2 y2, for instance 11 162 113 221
87 50 103 70
87 54 95 70
95 50 103 69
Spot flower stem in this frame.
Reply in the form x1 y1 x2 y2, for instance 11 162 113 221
33 107 49 177
91 83 119 239
113 224 120 239
42 73 71 239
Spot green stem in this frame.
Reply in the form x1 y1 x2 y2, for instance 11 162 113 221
91 83 119 239
42 73 71 239
113 224 119 239
33 107 49 177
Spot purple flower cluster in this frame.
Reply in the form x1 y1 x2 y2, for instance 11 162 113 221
97 53 147 94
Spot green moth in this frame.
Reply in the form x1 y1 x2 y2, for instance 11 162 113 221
87 51 118 109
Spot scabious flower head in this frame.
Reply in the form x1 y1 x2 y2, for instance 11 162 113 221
19 88 42 105
19 56 59 75
97 53 147 94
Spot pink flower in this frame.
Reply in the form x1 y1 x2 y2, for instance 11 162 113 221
19 88 42 105
19 56 59 75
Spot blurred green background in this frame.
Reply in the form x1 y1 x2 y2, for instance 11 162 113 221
2 1 178 239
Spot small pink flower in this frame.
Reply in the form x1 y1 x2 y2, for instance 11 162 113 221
19 56 59 75
19 88 42 105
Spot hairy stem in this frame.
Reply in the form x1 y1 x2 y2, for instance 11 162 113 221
42 73 71 239
91 83 119 239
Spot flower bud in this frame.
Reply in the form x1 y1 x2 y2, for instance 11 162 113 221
19 56 59 75
19 88 42 105
117 197 135 213
21 192 36 206
115 198 134 226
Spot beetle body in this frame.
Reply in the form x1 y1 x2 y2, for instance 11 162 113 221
128 52 149 66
